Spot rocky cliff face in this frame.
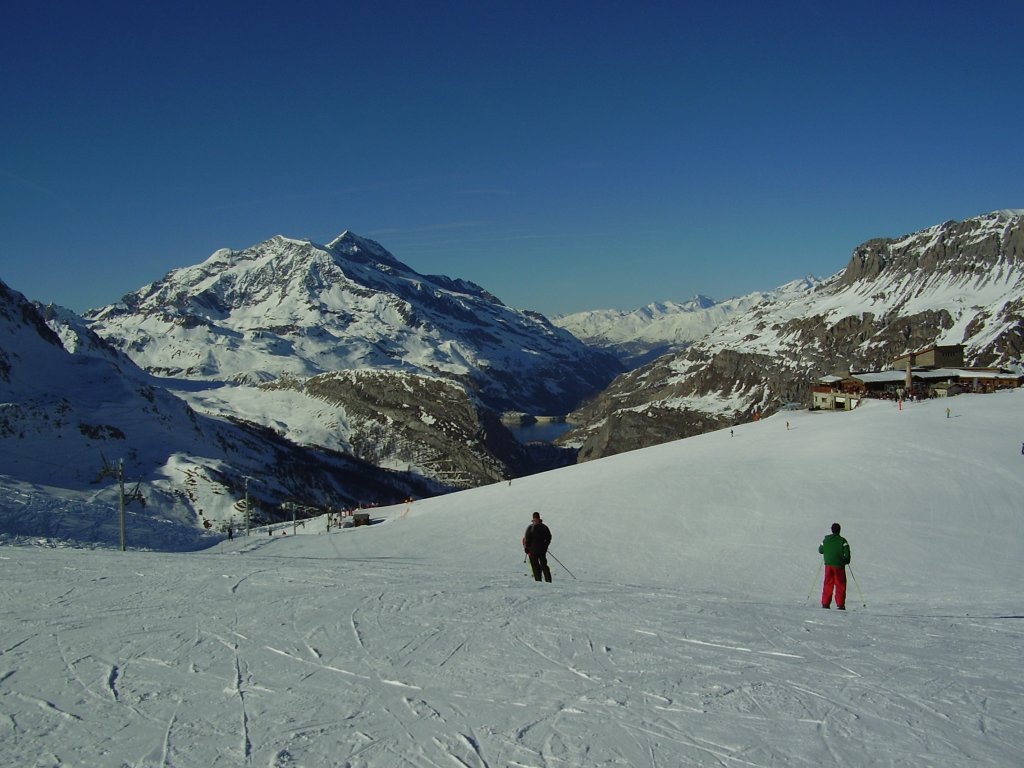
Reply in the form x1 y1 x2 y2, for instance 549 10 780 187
264 369 543 487
564 211 1024 459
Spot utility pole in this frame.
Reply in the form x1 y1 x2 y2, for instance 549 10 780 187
244 477 251 537
96 455 143 551
117 459 126 551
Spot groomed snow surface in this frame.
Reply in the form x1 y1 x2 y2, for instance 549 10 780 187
3 391 1023 766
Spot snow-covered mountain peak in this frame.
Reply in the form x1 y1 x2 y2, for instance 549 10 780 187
326 231 401 265
992 208 1024 220
686 294 717 310
83 231 620 414
0 276 442 530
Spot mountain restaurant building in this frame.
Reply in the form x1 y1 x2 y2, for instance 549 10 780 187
812 368 1022 409
812 344 1022 409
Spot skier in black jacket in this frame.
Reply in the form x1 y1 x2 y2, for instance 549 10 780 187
523 512 552 582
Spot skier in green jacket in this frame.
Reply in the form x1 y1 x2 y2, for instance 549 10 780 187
819 522 851 609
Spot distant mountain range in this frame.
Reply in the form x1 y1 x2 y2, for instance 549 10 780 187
564 210 1024 459
553 282 819 366
2 210 1022 544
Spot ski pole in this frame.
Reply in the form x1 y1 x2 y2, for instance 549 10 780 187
547 550 577 580
807 562 823 601
848 565 867 607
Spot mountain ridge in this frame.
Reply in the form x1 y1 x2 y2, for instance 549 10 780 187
554 280 820 366
563 210 1024 459
86 232 620 415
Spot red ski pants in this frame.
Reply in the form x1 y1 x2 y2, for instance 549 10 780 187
822 565 847 608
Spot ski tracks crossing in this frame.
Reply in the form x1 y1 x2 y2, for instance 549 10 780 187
3 545 1023 766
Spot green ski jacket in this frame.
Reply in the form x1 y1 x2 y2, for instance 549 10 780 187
819 533 851 567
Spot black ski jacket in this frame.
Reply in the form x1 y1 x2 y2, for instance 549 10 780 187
523 521 551 554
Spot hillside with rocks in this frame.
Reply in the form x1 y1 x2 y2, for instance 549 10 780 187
564 211 1024 459
0 280 440 538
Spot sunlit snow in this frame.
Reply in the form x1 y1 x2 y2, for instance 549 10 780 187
3 391 1023 765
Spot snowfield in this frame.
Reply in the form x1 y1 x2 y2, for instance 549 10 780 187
2 390 1023 766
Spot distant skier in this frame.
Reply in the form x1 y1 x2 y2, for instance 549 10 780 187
818 522 851 610
523 512 552 583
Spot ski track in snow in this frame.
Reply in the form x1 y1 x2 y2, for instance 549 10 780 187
3 545 1021 766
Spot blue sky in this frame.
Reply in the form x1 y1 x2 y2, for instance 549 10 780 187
2 1 1023 317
